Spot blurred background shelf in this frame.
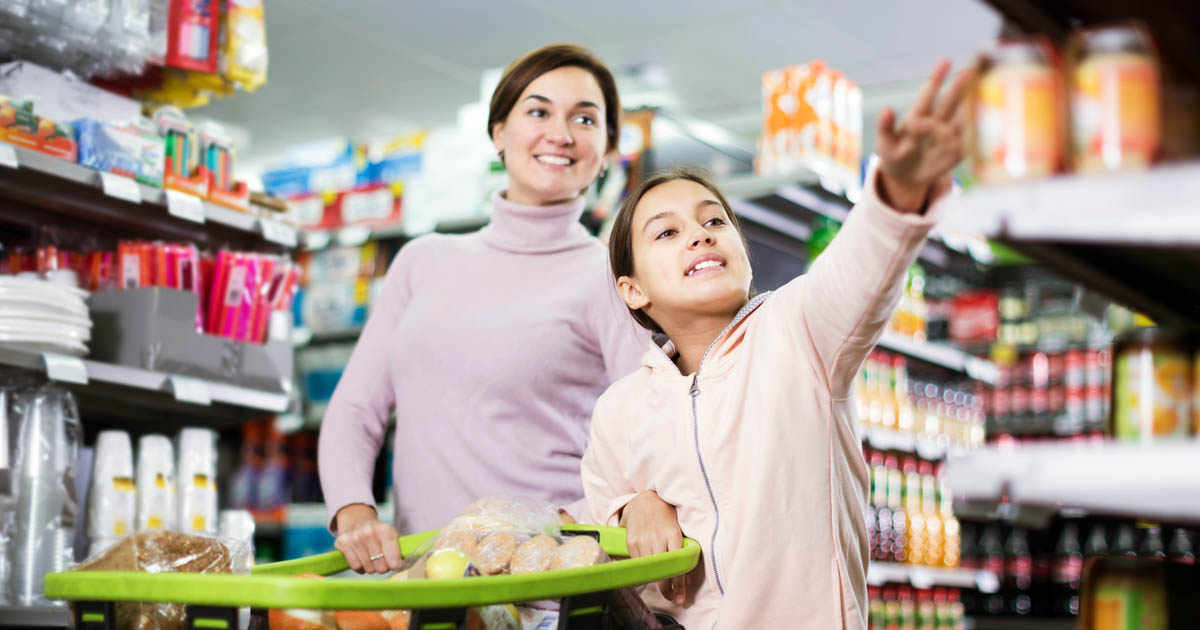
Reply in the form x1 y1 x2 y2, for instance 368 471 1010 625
868 562 1001 593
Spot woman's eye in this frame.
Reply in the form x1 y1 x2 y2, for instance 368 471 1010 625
529 108 547 118
655 229 677 240
573 114 596 126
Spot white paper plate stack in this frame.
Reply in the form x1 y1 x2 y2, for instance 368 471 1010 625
0 276 92 356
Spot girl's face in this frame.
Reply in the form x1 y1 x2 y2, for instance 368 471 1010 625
491 66 608 206
618 179 753 327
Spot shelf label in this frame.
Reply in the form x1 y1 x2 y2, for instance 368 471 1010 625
0 143 18 169
99 172 142 204
42 353 88 385
336 225 370 247
166 190 206 224
260 218 298 247
170 376 212 406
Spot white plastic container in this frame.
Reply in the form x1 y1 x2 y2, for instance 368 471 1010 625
136 434 176 532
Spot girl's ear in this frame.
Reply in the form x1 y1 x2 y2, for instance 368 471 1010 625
617 275 649 311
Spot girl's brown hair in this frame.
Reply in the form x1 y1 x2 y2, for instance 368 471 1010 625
488 43 620 154
608 166 748 333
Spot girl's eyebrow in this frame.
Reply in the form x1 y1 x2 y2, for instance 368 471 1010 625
640 200 722 235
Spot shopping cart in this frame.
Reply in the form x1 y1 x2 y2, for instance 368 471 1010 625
44 524 699 630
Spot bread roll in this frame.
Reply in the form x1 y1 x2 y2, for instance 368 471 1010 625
550 535 605 570
472 531 518 575
509 534 559 575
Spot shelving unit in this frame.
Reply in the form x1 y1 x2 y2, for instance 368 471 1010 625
861 425 975 461
301 215 489 251
942 163 1200 325
0 336 291 427
292 326 364 348
0 145 297 251
878 331 998 385
945 442 1200 525
867 562 1000 593
0 605 69 629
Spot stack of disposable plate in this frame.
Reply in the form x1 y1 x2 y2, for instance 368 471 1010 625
0 276 91 356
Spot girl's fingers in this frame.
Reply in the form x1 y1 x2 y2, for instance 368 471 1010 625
666 532 685 604
911 59 951 117
935 67 974 122
876 107 899 147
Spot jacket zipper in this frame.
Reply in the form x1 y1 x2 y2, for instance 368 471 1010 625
690 373 725 595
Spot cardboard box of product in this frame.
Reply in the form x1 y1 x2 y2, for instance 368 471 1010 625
1 94 78 161
75 118 166 187
0 61 142 125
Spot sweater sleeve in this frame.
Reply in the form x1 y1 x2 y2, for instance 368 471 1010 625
773 165 948 399
580 395 639 526
317 242 418 533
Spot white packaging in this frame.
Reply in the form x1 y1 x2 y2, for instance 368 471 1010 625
176 428 218 536
135 434 176 531
0 61 142 124
87 430 135 542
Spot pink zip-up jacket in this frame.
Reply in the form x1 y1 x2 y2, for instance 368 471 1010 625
581 168 947 629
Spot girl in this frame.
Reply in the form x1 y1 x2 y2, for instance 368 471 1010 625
581 61 970 629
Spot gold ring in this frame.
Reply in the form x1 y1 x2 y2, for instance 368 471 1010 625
369 553 384 561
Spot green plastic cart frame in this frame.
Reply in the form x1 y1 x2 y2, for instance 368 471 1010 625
44 525 699 630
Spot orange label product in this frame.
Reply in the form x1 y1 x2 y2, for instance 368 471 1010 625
973 40 1062 183
1112 328 1192 442
1071 26 1160 173
760 62 822 173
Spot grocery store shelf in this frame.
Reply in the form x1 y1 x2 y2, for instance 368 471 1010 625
301 215 490 251
945 441 1200 525
861 425 974 460
966 617 1076 630
867 562 1000 593
878 331 998 385
292 326 363 347
0 345 292 426
0 144 295 250
0 604 69 628
941 164 1200 324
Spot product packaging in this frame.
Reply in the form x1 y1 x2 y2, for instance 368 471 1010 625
176 428 218 536
164 0 221 74
154 106 209 197
87 430 136 556
0 94 78 161
1111 328 1192 442
199 122 250 211
135 434 176 532
75 118 166 187
223 0 268 92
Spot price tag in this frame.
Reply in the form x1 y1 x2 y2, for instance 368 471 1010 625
0 143 18 169
260 218 298 247
336 225 370 247
170 376 212 406
166 190 206 224
99 172 142 204
42 353 88 385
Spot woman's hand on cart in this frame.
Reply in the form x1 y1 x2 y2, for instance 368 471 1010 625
334 503 403 574
622 490 687 606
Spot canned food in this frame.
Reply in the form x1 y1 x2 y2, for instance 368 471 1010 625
1111 328 1193 442
973 39 1063 182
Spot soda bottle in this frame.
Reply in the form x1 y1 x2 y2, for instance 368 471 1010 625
1111 522 1139 558
1031 527 1053 617
894 355 914 433
881 352 898 430
1138 524 1167 561
887 454 907 563
979 525 1006 615
920 460 943 567
903 457 923 564
1051 521 1083 616
1084 521 1109 558
1004 527 1034 615
873 452 893 562
916 588 936 630
937 462 960 568
1167 529 1195 565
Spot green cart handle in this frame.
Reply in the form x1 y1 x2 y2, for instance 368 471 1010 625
44 525 700 610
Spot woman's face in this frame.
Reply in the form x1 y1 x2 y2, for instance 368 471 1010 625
491 66 608 206
618 179 753 327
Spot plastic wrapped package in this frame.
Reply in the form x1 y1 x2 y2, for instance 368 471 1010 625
7 385 81 606
87 430 136 556
72 530 250 630
176 428 218 535
508 534 558 575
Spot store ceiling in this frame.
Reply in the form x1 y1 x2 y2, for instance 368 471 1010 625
196 0 1002 171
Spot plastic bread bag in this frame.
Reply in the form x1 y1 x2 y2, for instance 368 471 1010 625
405 498 564 575
72 530 251 630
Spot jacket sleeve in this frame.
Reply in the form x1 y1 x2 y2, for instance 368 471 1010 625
773 165 948 399
317 241 419 533
580 395 640 526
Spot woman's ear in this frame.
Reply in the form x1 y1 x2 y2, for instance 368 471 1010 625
491 121 505 154
617 275 649 311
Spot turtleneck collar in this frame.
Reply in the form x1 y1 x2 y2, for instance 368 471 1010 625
479 189 594 254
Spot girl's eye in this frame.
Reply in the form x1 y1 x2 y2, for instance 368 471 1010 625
573 114 596 126
655 228 677 240
705 217 726 227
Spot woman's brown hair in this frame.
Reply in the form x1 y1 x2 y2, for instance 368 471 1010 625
488 43 621 154
608 166 748 333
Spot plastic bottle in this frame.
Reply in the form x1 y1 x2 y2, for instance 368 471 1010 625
1004 527 1034 615
1111 522 1139 558
1084 521 1109 558
871 450 892 563
1166 528 1195 565
1138 524 1167 561
887 454 907 563
903 457 924 565
979 526 1006 615
920 460 943 567
1052 521 1083 616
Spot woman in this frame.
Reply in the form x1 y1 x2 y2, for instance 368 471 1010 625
318 43 647 574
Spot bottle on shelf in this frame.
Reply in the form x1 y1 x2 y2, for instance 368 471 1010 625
872 450 892 563
1084 521 1109 558
898 585 917 630
1166 528 1195 565
868 585 885 630
1111 522 1139 558
916 588 936 630
881 352 899 431
903 456 924 565
883 585 901 630
979 525 1006 615
958 524 980 615
920 460 943 567
1137 524 1167 561
1051 520 1083 616
887 453 907 563
1003 526 1034 616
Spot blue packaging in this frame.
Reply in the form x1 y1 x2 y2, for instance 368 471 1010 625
75 118 165 187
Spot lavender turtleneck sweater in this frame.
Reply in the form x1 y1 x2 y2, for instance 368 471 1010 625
318 190 648 534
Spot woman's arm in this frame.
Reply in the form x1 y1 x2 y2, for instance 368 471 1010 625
773 62 970 398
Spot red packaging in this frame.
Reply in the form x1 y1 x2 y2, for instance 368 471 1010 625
949 289 999 347
206 250 233 335
249 255 277 343
165 0 220 73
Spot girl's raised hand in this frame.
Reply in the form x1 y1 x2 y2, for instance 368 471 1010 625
875 60 973 213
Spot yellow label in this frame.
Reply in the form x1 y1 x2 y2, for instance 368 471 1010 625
155 474 166 489
113 477 136 492
147 515 163 529
193 474 209 489
114 521 128 536
192 516 206 532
